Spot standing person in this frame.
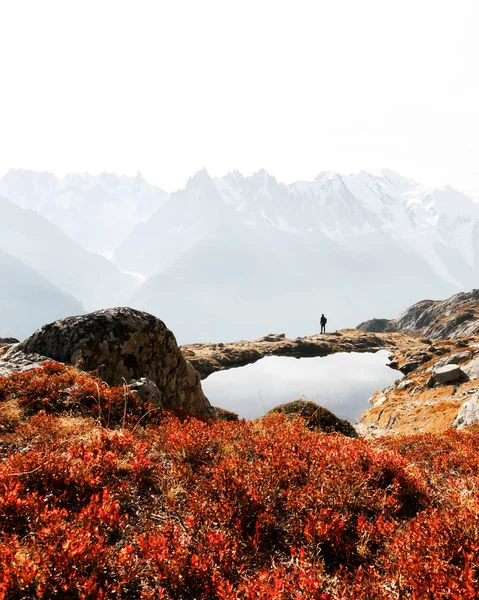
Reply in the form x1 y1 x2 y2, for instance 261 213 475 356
320 313 327 334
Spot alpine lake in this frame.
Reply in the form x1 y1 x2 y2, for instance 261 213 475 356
202 350 402 422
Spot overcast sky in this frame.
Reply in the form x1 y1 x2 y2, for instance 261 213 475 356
0 0 478 192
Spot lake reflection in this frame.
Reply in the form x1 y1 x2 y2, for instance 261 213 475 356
202 351 401 422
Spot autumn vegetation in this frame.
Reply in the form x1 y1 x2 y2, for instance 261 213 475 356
0 362 478 598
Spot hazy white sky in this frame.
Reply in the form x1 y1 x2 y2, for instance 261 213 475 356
0 0 478 192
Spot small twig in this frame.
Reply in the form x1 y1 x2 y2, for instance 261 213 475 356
121 378 129 430
259 391 266 414
151 512 187 533
7 465 42 477
131 408 162 435
93 381 103 426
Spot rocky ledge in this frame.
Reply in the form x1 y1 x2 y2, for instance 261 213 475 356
181 329 426 379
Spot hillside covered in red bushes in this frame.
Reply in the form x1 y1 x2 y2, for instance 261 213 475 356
1 363 478 599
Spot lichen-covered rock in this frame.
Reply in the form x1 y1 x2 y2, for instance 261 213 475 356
267 399 358 437
12 307 213 418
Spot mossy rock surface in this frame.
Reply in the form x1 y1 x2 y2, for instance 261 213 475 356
267 399 358 437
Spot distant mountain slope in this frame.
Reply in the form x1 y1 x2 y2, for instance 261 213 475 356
0 169 168 252
0 196 136 310
358 289 479 340
0 250 83 339
131 218 456 344
114 169 235 276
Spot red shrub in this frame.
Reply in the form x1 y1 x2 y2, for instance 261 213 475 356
0 365 478 598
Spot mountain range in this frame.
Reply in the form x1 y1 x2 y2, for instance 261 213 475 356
0 169 168 253
1 167 478 342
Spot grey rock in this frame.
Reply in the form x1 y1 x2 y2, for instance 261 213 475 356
128 378 163 408
260 333 286 342
356 318 396 333
0 346 50 377
432 364 464 385
11 307 213 418
411 385 425 395
400 361 422 375
396 379 413 391
0 337 19 348
453 394 479 429
363 290 479 340
462 356 479 381
433 351 472 370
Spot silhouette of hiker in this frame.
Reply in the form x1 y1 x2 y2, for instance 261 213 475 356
320 313 327 334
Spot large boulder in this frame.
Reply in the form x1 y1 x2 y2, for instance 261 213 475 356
12 307 213 418
432 364 465 385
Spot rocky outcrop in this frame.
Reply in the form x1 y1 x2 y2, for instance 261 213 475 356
358 290 479 340
0 337 19 357
1 308 212 418
212 407 239 421
266 400 358 438
356 318 397 333
0 337 19 347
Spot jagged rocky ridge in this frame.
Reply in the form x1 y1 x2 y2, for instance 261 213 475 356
358 289 479 340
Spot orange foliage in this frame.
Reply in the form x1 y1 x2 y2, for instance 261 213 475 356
0 363 478 598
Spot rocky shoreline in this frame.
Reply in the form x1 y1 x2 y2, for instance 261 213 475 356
180 329 423 379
